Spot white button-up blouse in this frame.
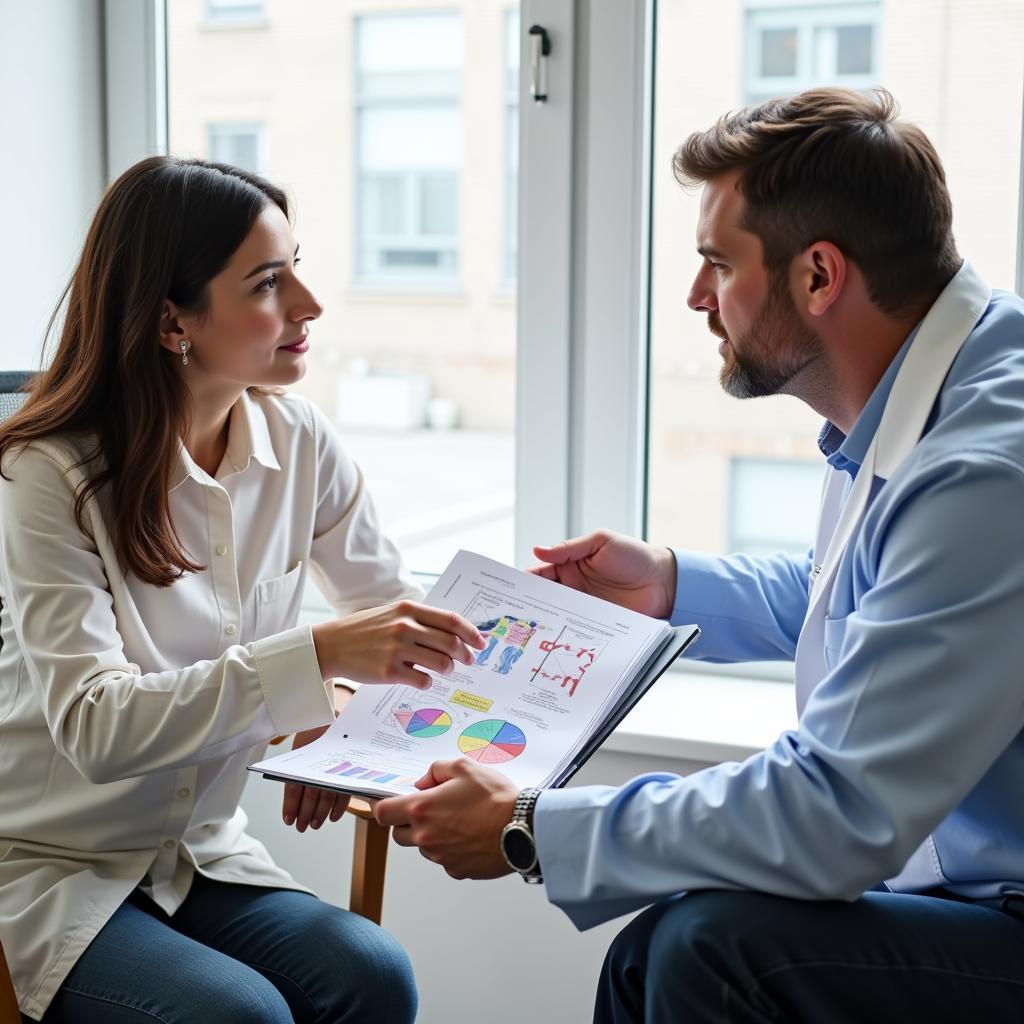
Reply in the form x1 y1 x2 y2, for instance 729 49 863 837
0 390 420 1020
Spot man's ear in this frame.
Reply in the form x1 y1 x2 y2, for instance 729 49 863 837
794 242 846 318
158 300 188 355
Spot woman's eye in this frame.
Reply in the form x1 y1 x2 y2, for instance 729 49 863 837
254 273 278 293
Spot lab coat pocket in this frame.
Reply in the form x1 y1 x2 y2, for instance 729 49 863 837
823 613 850 673
255 561 305 639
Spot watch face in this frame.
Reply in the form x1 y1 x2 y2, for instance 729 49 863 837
501 824 537 872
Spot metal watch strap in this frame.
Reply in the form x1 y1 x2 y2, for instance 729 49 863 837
512 787 543 883
513 787 541 826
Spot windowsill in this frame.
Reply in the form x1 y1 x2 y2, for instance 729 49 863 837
200 17 269 31
605 668 796 765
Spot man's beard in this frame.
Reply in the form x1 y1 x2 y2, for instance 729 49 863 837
710 272 822 399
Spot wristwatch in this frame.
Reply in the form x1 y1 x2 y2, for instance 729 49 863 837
500 787 544 883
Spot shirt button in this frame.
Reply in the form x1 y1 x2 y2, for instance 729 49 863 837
225 624 237 636
216 544 228 556
177 788 191 799
163 839 175 850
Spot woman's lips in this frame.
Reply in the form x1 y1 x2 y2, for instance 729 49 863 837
281 337 309 353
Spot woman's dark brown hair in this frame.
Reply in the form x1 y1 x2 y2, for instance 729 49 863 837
0 156 288 586
673 87 961 317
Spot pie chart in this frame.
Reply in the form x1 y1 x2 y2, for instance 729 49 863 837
457 720 527 763
394 708 452 738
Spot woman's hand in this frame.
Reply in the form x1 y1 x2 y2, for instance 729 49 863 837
531 530 678 619
282 724 350 832
311 600 486 688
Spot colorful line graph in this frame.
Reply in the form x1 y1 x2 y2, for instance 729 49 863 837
457 720 527 764
394 708 453 738
530 627 602 697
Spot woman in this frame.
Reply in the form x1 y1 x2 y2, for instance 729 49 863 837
0 156 484 1023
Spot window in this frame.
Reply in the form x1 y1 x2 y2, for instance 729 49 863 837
504 8 520 285
207 123 266 175
647 1 1022 578
354 13 462 284
744 2 880 102
168 3 517 582
729 459 823 555
204 0 265 25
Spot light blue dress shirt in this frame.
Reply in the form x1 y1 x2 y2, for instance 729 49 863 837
534 289 1024 931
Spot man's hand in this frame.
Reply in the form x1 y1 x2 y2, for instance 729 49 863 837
374 759 519 879
531 530 678 618
282 724 350 831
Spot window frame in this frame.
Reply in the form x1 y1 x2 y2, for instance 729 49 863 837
109 0 1024 692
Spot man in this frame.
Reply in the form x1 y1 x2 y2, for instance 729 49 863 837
376 88 1024 1022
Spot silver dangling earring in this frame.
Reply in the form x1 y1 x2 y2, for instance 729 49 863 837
179 338 190 367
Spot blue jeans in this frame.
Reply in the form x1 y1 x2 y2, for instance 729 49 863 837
595 889 1024 1023
32 874 416 1023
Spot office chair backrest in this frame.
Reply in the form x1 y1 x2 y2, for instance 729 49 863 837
0 372 33 423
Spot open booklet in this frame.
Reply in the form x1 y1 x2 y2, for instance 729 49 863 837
248 550 700 799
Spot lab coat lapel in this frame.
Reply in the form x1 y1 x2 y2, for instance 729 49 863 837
793 261 992 715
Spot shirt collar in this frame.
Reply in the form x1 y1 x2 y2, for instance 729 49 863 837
170 390 281 492
816 320 923 478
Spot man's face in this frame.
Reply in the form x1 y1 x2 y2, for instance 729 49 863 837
687 170 822 398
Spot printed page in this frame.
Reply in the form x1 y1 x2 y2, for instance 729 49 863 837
250 550 670 797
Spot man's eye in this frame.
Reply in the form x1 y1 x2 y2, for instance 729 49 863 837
254 274 278 293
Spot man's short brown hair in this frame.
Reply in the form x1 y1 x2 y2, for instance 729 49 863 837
673 88 961 317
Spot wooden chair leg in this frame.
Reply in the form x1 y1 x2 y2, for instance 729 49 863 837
1 939 20 1024
347 799 390 925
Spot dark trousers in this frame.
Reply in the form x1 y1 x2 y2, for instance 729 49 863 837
595 889 1024 1023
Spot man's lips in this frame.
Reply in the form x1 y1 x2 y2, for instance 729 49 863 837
707 314 728 343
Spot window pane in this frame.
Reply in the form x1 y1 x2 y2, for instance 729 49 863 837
208 124 263 174
760 27 798 77
364 174 405 236
730 460 823 555
647 1 1022 569
836 24 874 75
419 172 458 236
168 2 519 579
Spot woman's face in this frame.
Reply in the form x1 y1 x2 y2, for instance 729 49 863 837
176 203 323 392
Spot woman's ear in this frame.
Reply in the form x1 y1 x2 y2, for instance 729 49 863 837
158 300 188 355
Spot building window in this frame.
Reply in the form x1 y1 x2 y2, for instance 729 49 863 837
729 458 825 555
744 2 880 102
504 8 520 286
207 123 267 175
204 0 265 24
354 12 462 285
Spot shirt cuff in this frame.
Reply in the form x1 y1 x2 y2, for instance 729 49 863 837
669 548 722 627
253 624 335 735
